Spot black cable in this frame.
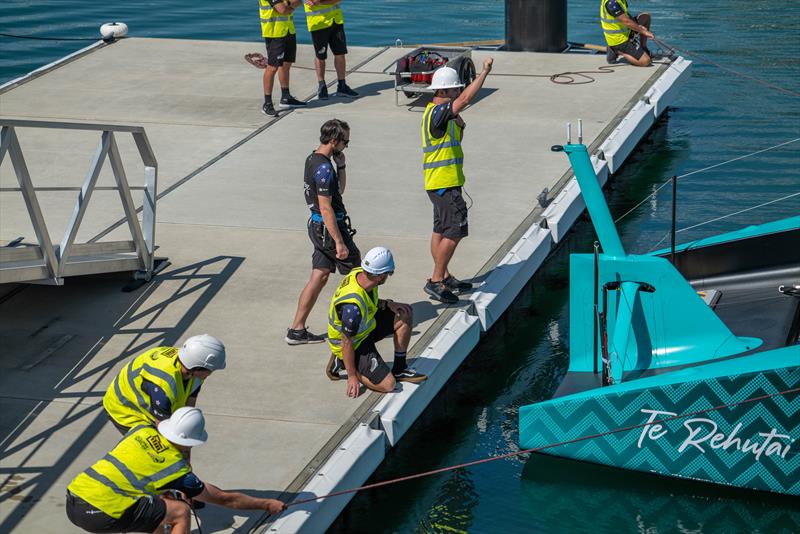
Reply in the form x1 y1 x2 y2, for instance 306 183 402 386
0 31 99 41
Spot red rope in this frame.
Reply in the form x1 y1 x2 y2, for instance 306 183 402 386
286 387 799 507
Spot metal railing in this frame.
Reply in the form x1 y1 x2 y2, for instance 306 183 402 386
0 119 157 284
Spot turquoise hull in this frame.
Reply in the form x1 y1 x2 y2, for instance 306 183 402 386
519 142 800 494
519 348 799 495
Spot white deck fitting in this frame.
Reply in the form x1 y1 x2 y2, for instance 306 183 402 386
0 37 692 534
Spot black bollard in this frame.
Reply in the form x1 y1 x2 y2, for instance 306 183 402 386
505 0 568 52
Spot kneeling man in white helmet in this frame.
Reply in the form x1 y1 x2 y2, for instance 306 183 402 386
66 407 286 533
326 246 427 398
102 335 226 434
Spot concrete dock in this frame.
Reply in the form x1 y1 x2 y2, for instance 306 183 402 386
0 38 690 533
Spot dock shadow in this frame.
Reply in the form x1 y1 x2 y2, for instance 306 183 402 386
0 256 243 533
303 79 395 109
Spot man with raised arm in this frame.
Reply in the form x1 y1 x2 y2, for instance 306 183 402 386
421 57 493 304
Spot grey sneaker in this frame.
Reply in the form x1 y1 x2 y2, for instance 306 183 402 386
443 275 472 293
606 47 617 64
262 102 277 116
285 327 325 345
318 84 329 100
424 279 459 304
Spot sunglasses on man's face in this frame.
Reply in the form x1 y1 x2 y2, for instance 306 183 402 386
339 138 350 147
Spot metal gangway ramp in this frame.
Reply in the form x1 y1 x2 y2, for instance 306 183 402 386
0 119 158 285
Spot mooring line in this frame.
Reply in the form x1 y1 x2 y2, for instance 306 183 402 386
652 37 800 98
284 387 799 508
614 137 800 224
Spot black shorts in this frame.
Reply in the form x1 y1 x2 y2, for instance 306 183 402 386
354 308 396 385
610 15 649 60
311 23 347 60
308 219 360 274
428 187 469 239
264 33 297 67
66 492 166 533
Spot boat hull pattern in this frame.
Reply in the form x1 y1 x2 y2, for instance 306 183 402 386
519 360 800 495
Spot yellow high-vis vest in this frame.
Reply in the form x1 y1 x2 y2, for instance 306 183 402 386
304 1 344 32
600 0 631 47
67 426 191 518
260 0 295 38
103 347 199 429
421 102 465 190
328 268 378 358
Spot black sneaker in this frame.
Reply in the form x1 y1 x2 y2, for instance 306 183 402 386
424 279 459 304
318 84 329 100
326 353 346 381
285 327 325 345
279 95 307 109
443 275 472 293
606 47 617 64
336 83 359 98
393 367 428 384
262 102 277 116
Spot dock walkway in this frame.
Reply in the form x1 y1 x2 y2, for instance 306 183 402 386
0 38 689 533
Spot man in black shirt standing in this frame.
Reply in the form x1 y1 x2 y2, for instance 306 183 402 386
286 119 360 345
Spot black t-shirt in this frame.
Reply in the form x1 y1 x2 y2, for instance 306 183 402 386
429 102 457 139
304 152 346 217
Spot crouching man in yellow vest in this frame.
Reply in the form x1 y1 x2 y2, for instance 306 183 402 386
66 407 286 534
421 57 493 305
102 335 226 435
304 0 358 99
326 247 427 398
600 0 654 67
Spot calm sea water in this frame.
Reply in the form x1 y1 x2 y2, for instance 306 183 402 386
3 1 799 532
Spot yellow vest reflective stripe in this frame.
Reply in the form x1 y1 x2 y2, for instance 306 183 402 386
304 2 344 32
103 347 198 429
421 102 465 190
327 268 378 358
600 0 631 46
68 426 190 518
260 0 295 38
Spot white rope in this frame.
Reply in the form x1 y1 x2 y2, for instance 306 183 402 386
675 191 800 234
646 190 800 252
614 137 800 224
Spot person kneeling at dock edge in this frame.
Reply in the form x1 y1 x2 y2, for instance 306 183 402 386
422 57 493 304
326 247 427 397
102 335 226 436
66 407 286 534
286 118 360 345
600 0 654 67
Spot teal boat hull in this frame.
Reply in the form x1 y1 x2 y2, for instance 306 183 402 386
519 347 800 495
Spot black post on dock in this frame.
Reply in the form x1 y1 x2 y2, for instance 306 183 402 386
670 175 677 264
505 0 567 52
593 241 599 375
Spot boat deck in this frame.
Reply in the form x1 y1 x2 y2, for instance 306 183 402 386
0 37 687 533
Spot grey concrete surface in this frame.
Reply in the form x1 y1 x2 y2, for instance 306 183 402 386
0 38 664 532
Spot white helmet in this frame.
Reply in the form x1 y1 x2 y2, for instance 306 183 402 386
362 246 395 275
158 407 208 447
428 67 464 90
178 334 226 371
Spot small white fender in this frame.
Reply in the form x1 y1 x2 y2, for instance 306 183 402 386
100 22 128 40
